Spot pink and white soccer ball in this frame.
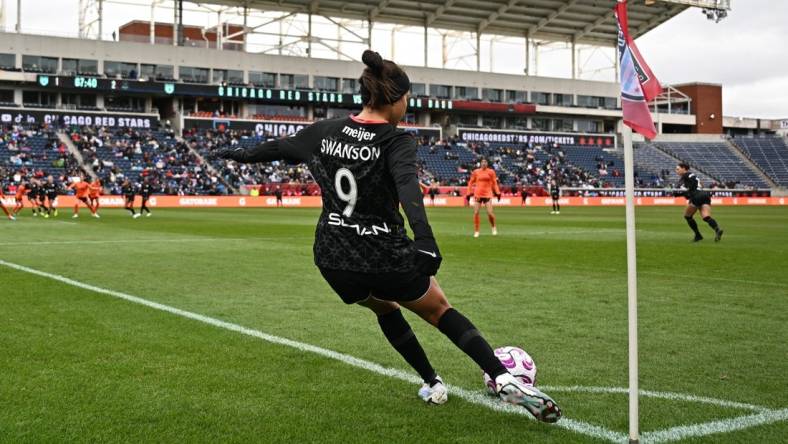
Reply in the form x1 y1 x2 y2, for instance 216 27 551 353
483 346 537 394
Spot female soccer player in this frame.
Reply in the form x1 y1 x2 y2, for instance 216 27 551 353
0 185 15 220
467 158 501 237
213 50 560 422
88 177 102 215
674 162 723 242
13 181 27 216
121 179 139 218
67 173 98 219
549 179 561 214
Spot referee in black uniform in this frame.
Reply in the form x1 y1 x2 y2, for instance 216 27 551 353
674 162 723 242
213 49 561 422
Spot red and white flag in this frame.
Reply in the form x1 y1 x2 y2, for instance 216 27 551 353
616 0 662 139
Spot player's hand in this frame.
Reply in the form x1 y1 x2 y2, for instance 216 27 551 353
209 147 247 162
413 237 442 276
494 192 501 201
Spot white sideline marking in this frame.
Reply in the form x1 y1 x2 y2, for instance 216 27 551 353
2 259 786 443
0 237 307 247
0 259 625 444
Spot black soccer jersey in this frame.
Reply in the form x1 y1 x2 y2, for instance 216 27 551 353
232 116 435 273
140 183 153 197
122 183 135 197
550 184 560 197
28 184 39 199
43 181 59 197
677 172 701 200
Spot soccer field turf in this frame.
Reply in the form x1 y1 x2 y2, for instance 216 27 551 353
1 206 786 443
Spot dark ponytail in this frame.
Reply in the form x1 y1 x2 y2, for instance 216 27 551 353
359 49 411 109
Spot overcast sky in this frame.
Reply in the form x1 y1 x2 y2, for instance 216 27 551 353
2 0 786 119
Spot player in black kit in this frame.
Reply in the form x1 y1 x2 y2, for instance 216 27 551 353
674 162 723 242
139 177 153 217
27 179 42 216
122 179 139 218
43 175 60 218
549 179 560 214
212 50 561 422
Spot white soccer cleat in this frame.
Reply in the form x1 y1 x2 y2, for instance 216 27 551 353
72 214 79 218
133 213 141 219
93 213 100 218
418 376 448 405
8 215 15 221
146 212 151 217
492 227 498 236
473 231 480 238
495 372 561 423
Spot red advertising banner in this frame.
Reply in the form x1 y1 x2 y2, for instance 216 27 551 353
6 195 783 209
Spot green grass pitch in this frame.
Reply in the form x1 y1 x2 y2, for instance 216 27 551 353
1 206 786 443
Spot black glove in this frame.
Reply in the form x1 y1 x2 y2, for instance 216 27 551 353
413 237 442 276
494 192 501 201
209 147 248 162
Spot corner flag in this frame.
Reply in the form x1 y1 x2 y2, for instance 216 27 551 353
616 0 661 139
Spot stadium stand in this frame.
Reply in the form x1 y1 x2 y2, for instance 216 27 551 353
634 142 717 187
730 137 788 186
70 127 228 195
652 141 768 188
0 124 81 180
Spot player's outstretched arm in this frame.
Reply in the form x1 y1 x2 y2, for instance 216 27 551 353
387 136 442 276
210 123 321 164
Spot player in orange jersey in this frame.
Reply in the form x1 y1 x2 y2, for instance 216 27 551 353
88 177 102 215
0 184 15 220
466 158 500 237
67 173 98 219
13 181 27 215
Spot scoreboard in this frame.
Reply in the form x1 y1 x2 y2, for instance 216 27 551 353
35 75 453 109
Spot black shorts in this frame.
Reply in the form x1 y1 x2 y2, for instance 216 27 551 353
47 193 57 201
141 194 151 201
689 192 711 208
551 193 560 200
476 197 491 204
124 195 135 203
319 267 430 305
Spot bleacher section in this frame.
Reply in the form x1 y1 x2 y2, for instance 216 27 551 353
634 143 716 187
731 137 788 186
417 143 477 185
654 141 768 188
72 127 227 195
0 125 77 178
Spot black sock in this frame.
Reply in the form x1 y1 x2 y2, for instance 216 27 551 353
377 309 436 383
702 216 719 231
127 207 135 215
556 203 560 211
685 216 701 236
437 308 507 379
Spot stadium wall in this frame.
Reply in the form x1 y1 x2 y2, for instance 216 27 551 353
8 196 783 209
0 32 619 99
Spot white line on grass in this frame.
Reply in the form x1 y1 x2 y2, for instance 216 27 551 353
0 259 626 443
641 409 788 444
0 237 308 246
2 259 786 443
541 386 770 413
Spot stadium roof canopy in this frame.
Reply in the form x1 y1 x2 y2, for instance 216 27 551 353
198 0 721 46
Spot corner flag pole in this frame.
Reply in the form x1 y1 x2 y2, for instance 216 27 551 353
622 125 639 443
